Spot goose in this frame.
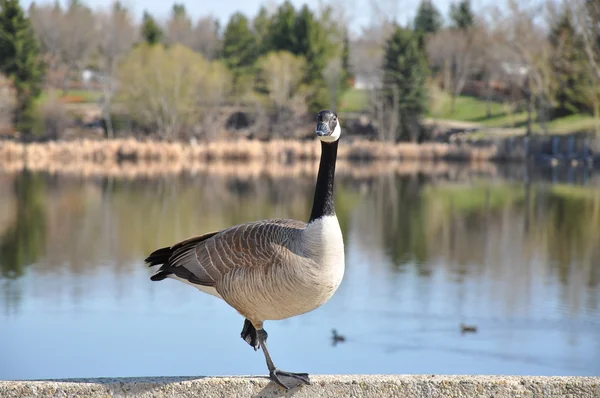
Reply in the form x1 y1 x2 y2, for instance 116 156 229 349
460 323 478 333
145 110 345 390
331 328 346 345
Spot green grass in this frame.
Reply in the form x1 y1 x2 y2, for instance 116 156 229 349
430 91 600 135
544 114 600 133
476 110 598 135
429 93 506 122
337 85 599 135
339 88 369 113
477 109 597 133
429 90 529 128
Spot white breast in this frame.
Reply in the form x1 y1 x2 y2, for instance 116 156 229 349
300 215 345 288
243 215 345 321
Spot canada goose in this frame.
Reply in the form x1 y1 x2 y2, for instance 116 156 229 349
460 323 478 333
331 328 346 345
146 110 344 390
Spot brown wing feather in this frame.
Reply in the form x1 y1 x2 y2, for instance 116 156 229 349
151 219 306 286
147 231 220 282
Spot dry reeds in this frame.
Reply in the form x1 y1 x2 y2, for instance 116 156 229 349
341 141 500 161
0 137 512 178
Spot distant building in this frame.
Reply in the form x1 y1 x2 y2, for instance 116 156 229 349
82 69 94 84
353 74 381 90
500 62 529 77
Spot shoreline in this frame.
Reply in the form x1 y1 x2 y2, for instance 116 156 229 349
1 137 595 179
0 137 521 180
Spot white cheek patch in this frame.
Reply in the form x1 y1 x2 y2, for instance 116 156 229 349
318 122 341 142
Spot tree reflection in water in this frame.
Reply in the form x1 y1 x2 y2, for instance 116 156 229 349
0 166 598 317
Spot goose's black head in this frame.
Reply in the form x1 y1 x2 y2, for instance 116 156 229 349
315 110 341 142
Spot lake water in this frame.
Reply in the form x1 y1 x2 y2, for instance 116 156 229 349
1 163 599 380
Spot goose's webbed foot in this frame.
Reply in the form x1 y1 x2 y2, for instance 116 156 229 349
269 369 311 389
241 319 311 389
256 328 310 390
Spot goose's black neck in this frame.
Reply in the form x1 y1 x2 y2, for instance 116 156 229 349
309 140 338 222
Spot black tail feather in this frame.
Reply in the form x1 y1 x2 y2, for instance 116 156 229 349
145 246 173 267
146 231 220 283
146 246 175 281
150 271 171 281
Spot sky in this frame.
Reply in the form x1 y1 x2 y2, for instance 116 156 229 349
21 0 491 33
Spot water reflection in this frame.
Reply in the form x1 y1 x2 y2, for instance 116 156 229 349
0 164 599 378
362 176 599 319
0 172 47 280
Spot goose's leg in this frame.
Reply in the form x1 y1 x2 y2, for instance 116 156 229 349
257 328 310 389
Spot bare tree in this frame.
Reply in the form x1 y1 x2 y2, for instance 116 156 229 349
352 0 399 141
0 74 16 133
318 0 356 27
371 85 399 141
118 44 230 139
59 0 97 93
316 0 356 47
96 1 136 138
351 28 385 91
165 6 222 60
466 21 506 117
427 27 479 113
491 0 553 135
29 3 64 84
192 16 221 60
197 61 232 139
257 51 307 135
165 4 195 49
323 57 342 111
351 0 397 90
571 0 600 82
356 17 399 141
368 0 400 25
356 22 397 140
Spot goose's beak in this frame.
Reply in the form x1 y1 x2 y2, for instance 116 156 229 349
316 122 329 136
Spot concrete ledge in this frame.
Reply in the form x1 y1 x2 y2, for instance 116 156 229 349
1 375 599 398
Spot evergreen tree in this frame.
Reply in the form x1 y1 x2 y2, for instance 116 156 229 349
171 3 186 18
383 26 429 141
294 5 328 83
141 11 163 45
340 29 353 91
450 0 474 30
264 1 297 53
252 6 270 55
294 5 334 112
0 0 45 131
549 11 594 115
414 0 442 35
261 2 338 112
222 13 258 85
